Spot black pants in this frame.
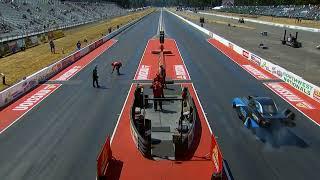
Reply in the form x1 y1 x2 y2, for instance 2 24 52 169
93 78 99 88
154 99 162 110
116 67 120 75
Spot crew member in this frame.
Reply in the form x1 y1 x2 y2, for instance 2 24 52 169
49 40 55 54
92 65 100 88
111 61 122 75
159 65 167 88
153 73 165 97
151 80 164 111
182 87 188 107
288 34 292 42
134 84 143 108
153 73 163 84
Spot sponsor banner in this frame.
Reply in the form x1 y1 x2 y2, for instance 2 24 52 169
0 84 61 133
242 50 249 58
259 59 284 78
89 44 96 52
95 39 103 47
228 42 234 50
313 88 320 103
265 82 314 109
74 51 82 61
250 53 262 66
209 31 213 38
264 82 320 125
242 64 272 80
210 135 223 174
282 71 313 96
174 65 187 80
136 65 150 80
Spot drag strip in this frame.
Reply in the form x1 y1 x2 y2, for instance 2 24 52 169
0 40 117 135
164 10 320 180
0 12 159 180
134 38 190 80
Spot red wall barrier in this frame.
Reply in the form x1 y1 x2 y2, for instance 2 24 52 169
210 135 223 176
97 136 112 177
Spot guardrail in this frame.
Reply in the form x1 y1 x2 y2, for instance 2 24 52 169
167 9 320 104
0 11 152 109
130 96 152 158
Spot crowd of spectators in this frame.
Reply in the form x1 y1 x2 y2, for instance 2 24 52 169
218 5 320 21
0 0 127 38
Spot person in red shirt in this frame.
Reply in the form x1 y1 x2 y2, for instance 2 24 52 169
111 61 122 75
159 65 167 88
151 80 164 111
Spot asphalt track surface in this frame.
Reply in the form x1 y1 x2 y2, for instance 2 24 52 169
0 10 319 180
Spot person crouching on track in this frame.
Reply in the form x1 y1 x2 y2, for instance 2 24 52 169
93 65 100 88
111 61 122 75
151 80 164 111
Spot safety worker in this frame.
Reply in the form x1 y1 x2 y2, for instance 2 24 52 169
92 65 100 88
151 80 164 111
153 73 165 97
111 61 122 75
153 73 163 84
134 84 143 108
159 65 167 88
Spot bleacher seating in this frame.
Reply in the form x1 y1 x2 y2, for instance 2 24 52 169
0 0 127 39
218 5 320 21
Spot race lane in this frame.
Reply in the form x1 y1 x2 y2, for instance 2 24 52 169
0 12 159 180
164 10 320 180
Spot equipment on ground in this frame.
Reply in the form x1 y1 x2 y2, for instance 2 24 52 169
259 43 268 49
238 18 245 23
232 96 295 128
281 30 302 48
261 31 268 36
159 30 165 44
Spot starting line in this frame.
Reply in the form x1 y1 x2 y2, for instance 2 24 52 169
108 83 215 179
134 38 190 81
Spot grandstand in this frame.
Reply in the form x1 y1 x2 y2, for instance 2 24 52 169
218 5 320 20
0 0 127 40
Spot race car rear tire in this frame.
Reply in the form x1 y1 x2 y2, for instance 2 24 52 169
236 107 244 121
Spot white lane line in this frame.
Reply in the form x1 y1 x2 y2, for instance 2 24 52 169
191 83 213 134
157 8 163 35
110 84 134 143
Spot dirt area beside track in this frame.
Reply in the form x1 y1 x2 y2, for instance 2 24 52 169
174 10 320 87
0 8 154 91
205 10 320 29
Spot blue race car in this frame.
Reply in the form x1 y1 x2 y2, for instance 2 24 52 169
232 96 295 128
